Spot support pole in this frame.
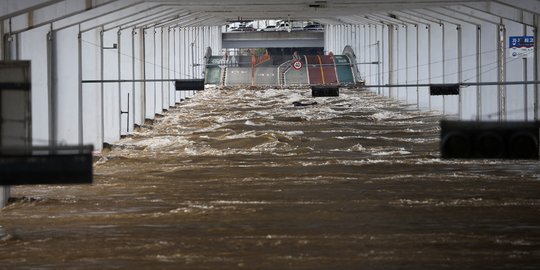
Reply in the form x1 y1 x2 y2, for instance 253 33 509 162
153 28 157 115
457 25 463 119
131 28 136 128
0 27 11 207
428 24 432 110
161 28 165 110
442 23 446 115
78 28 83 145
476 25 482 121
405 25 409 104
498 23 507 121
0 186 9 207
100 29 105 147
48 27 57 149
522 22 529 121
191 41 195 79
524 57 528 121
376 40 381 95
141 28 146 124
173 28 177 103
117 29 122 137
535 16 539 121
0 19 4 61
388 25 395 98
415 26 420 109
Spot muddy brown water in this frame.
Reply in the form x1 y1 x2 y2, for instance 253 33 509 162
1 88 540 269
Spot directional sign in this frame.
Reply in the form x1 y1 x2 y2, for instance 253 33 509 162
293 60 303 70
509 36 535 58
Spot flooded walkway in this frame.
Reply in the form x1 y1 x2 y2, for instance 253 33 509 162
2 88 540 269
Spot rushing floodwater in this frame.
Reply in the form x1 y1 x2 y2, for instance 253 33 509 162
2 87 540 269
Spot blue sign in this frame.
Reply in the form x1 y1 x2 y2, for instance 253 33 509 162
509 36 535 48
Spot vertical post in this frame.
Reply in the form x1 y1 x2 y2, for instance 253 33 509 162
191 41 195 78
48 27 57 148
126 92 130 132
416 25 420 109
498 23 507 121
367 25 371 90
405 25 409 102
476 25 482 121
117 29 122 137
0 185 8 207
403 24 410 102
428 24 432 110
161 28 164 110
0 19 4 61
0 25 11 207
131 28 136 128
99 29 105 146
167 28 172 107
141 28 146 123
457 25 463 119
173 28 177 103
523 23 528 121
4 19 13 60
376 40 381 95
388 25 395 99
442 23 446 115
524 57 528 121
534 16 539 121
153 28 157 115
0 70 4 207
78 28 83 145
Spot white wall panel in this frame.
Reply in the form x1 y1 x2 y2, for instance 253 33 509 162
460 23 480 120
168 28 175 107
525 25 535 121
54 25 80 145
161 27 170 110
81 28 101 149
429 24 444 112
178 28 185 101
144 27 155 119
174 27 181 103
417 24 430 109
406 24 418 106
505 20 528 121
154 28 163 114
18 25 50 146
479 23 499 121
120 28 133 135
381 25 390 97
443 22 459 115
133 28 144 125
369 25 378 94
362 25 370 84
396 25 407 101
103 28 120 142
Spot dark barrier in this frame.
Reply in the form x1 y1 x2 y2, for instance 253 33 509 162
430 84 460 95
311 85 339 97
175 79 205 91
0 146 94 185
440 120 539 159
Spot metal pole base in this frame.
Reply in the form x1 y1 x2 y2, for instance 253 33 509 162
0 186 10 208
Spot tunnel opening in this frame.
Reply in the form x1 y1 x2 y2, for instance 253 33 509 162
205 46 360 87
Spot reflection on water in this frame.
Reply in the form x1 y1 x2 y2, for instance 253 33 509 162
2 87 540 269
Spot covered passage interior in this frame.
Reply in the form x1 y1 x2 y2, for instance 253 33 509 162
1 0 540 268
